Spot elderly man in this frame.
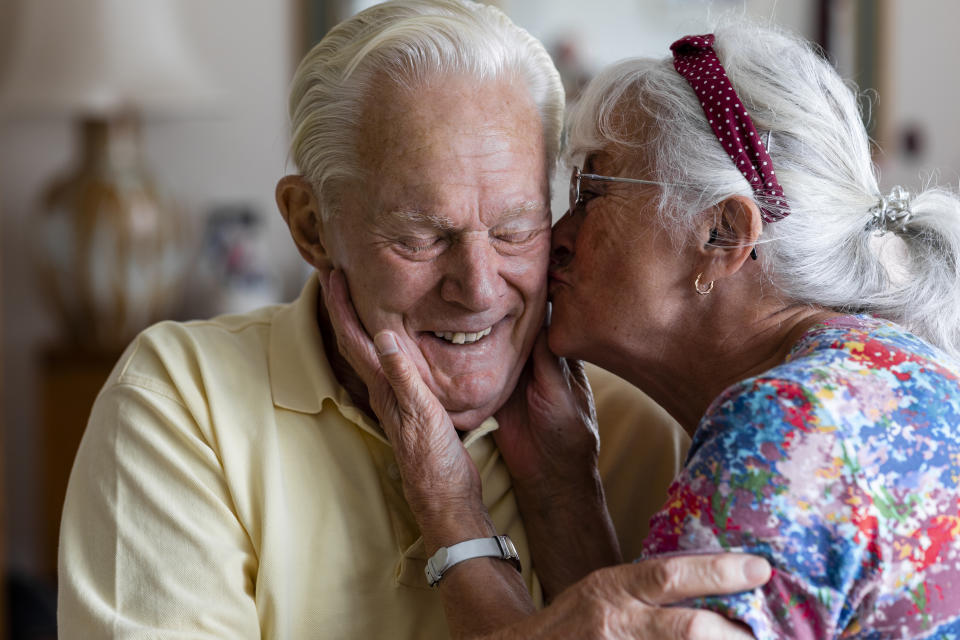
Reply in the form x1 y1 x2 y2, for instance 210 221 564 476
58 1 762 638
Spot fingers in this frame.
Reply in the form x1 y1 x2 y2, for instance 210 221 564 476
623 554 771 606
668 609 755 640
528 330 591 401
321 270 382 385
525 330 575 410
528 328 565 387
646 608 756 640
372 330 439 422
525 330 598 436
558 566 760 640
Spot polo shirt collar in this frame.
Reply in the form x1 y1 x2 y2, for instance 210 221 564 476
269 272 340 414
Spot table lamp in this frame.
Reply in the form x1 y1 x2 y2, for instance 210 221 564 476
0 0 218 352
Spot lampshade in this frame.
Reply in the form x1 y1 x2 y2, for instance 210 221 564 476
0 0 217 351
0 0 218 118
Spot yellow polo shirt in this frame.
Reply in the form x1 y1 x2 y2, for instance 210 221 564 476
58 274 688 639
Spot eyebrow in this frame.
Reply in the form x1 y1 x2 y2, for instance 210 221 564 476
377 208 456 231
377 201 547 230
500 201 548 222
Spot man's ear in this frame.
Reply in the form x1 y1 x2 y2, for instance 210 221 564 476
275 175 333 272
696 195 763 281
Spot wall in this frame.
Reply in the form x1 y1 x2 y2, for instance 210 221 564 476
0 0 299 574
501 0 815 69
882 0 960 189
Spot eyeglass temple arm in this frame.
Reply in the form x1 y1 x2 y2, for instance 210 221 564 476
579 173 666 186
580 173 691 188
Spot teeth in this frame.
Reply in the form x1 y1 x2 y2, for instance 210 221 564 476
432 326 493 344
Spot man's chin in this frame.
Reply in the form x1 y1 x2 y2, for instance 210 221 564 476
418 347 531 432
437 388 510 432
419 363 513 427
446 406 497 432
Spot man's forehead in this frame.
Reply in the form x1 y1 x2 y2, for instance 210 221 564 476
349 73 549 230
357 74 544 162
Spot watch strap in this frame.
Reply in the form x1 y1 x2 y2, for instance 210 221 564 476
425 535 521 587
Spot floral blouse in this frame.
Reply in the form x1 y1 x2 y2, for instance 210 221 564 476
642 315 960 639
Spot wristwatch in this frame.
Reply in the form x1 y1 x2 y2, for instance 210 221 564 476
425 535 522 587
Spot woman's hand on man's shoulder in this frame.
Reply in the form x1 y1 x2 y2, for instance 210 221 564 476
475 553 768 640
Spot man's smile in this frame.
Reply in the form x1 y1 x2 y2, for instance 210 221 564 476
432 326 494 344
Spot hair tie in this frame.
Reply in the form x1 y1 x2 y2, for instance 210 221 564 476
868 186 913 236
670 34 790 223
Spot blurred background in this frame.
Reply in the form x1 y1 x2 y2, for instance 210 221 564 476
0 0 957 637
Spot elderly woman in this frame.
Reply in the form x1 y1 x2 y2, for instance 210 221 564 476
325 20 960 640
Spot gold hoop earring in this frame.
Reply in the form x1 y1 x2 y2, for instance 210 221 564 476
694 273 714 295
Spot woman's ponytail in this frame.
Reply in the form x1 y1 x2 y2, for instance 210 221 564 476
872 187 960 359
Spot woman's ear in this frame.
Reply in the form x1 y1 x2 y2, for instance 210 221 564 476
697 195 763 281
275 175 333 272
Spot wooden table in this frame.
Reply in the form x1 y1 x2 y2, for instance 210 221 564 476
36 346 120 578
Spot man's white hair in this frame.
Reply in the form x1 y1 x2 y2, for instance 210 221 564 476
565 20 960 359
288 0 564 219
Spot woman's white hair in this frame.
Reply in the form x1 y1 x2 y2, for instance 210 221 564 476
566 20 960 359
288 0 563 219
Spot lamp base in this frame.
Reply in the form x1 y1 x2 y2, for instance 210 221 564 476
39 114 187 352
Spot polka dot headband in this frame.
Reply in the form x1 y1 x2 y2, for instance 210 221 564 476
671 34 790 223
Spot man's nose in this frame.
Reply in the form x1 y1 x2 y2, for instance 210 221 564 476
550 210 578 268
440 236 499 311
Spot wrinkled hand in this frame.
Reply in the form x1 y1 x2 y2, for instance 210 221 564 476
493 328 620 596
493 328 599 491
483 554 769 640
320 270 482 520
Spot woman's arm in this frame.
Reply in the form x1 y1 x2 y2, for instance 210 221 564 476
642 377 865 638
492 331 622 597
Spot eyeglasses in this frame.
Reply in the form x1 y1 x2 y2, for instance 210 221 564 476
568 165 684 214
567 165 760 258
